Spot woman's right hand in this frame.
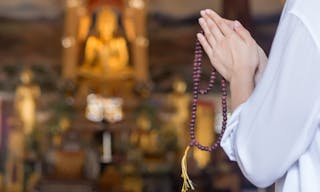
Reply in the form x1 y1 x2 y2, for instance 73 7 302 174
198 10 258 83
198 9 268 85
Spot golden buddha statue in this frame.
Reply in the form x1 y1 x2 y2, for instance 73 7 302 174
79 6 132 79
14 69 41 136
167 78 191 150
77 6 133 98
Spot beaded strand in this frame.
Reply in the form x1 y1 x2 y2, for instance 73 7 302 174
189 32 228 152
180 31 229 192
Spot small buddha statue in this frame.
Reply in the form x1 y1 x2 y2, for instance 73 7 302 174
59 117 72 133
131 112 159 154
14 69 41 136
167 78 191 150
79 6 132 79
52 117 72 147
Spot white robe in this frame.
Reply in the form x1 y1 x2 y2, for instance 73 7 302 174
220 0 320 191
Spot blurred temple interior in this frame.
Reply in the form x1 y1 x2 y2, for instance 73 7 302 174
0 0 284 192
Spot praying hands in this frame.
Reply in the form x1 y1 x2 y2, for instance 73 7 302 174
197 9 268 110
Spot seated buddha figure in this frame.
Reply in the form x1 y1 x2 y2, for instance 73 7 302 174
79 6 132 80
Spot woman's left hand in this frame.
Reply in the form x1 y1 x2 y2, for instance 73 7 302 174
197 9 259 83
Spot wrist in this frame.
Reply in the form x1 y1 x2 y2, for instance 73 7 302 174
231 68 255 85
232 64 256 79
230 76 254 111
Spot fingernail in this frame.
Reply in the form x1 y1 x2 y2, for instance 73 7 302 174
200 10 205 16
198 18 204 23
234 20 242 28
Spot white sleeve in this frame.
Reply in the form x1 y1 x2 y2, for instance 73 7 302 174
221 12 320 188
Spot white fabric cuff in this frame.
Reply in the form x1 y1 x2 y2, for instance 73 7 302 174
220 103 245 161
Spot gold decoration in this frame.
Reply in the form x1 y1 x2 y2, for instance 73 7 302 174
62 37 76 48
62 0 89 81
123 0 149 82
128 0 145 9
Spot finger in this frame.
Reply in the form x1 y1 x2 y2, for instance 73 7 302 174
223 19 235 29
198 18 217 46
200 10 206 17
205 9 234 37
203 15 224 41
197 33 213 58
197 33 217 67
202 10 235 30
197 33 227 75
233 20 253 44
201 10 224 40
